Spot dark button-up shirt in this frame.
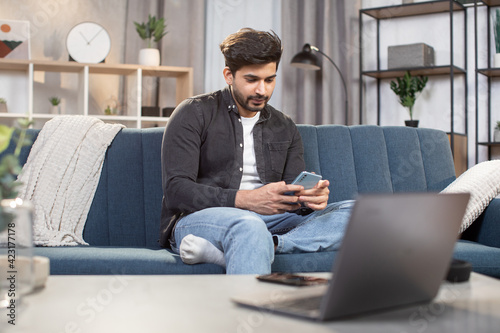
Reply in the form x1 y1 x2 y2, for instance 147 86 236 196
159 86 305 248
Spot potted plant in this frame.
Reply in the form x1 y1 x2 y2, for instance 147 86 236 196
104 105 118 116
134 15 168 66
494 9 500 67
48 96 61 114
0 118 32 232
0 98 6 113
0 118 35 303
494 121 500 142
390 71 428 127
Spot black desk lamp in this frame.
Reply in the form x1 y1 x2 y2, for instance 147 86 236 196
291 44 348 125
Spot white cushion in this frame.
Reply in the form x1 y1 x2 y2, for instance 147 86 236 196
441 160 500 233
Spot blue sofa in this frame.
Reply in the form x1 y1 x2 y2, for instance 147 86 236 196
8 124 500 277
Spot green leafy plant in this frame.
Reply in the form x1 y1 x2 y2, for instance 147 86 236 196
0 118 33 232
104 105 117 115
0 98 6 104
49 96 61 106
134 15 168 48
494 9 500 54
495 121 500 131
390 71 428 121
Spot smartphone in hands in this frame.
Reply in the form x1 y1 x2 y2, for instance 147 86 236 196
257 273 329 286
285 171 322 196
290 171 322 189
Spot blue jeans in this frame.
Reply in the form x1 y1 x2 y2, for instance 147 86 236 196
171 200 355 274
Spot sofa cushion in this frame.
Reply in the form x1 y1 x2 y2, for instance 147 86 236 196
33 246 336 275
83 128 165 248
454 240 500 278
442 160 500 233
34 246 225 275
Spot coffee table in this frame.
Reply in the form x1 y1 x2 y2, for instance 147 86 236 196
2 272 500 332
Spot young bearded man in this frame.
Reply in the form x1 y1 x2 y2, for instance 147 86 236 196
159 28 354 274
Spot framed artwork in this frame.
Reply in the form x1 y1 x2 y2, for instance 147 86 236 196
0 19 30 60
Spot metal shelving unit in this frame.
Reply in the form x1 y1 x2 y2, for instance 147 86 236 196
476 0 500 161
359 0 468 172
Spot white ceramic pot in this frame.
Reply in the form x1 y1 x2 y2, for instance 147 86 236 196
494 129 500 142
139 48 160 66
50 105 61 115
495 53 500 68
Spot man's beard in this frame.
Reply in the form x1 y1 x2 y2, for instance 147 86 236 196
232 86 269 112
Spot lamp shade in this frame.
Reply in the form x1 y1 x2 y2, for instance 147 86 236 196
291 43 349 125
290 44 321 70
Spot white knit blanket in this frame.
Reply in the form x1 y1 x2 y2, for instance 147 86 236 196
17 116 124 246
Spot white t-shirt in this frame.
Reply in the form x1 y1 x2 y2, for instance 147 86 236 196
239 112 263 190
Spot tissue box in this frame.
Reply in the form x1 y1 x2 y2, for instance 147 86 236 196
388 43 434 69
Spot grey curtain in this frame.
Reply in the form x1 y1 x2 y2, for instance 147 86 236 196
124 0 359 125
281 0 360 125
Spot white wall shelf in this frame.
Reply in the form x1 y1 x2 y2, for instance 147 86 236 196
0 59 193 128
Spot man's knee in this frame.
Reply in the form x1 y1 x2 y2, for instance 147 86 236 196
228 215 273 248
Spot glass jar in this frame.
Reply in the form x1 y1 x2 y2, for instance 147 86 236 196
0 198 34 308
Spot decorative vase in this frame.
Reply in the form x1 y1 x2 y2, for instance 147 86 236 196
405 120 419 128
0 198 35 308
495 54 500 68
139 48 160 66
0 103 6 113
494 129 500 142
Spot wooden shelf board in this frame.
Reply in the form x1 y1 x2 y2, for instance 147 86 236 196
141 116 169 122
361 0 464 20
362 65 466 79
0 112 28 118
482 0 500 6
142 67 193 78
0 59 192 77
478 68 500 77
32 114 59 119
478 142 500 146
0 59 30 71
94 115 138 121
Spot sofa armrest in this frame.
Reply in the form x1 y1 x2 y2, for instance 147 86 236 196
461 197 500 249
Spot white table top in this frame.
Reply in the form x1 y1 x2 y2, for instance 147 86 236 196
2 272 500 332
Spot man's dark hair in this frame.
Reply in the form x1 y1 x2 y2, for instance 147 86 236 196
219 28 283 74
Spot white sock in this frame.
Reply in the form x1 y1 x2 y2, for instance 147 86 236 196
179 234 226 267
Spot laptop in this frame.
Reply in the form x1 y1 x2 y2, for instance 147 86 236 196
232 192 470 321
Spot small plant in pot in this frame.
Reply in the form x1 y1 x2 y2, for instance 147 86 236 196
390 71 428 127
0 118 33 232
134 15 167 66
494 121 500 142
0 98 6 113
48 96 61 114
493 9 500 67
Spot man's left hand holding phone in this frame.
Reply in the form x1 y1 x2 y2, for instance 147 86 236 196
234 171 328 215
286 171 329 211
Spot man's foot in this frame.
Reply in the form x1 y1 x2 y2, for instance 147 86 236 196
179 234 226 267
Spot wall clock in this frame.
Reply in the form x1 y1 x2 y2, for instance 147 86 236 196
66 22 111 64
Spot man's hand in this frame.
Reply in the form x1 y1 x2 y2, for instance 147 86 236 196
294 179 330 211
235 181 305 215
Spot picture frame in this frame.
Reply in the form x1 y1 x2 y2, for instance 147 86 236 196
0 19 31 60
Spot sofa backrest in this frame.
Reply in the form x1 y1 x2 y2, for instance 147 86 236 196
11 125 456 248
297 125 456 202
